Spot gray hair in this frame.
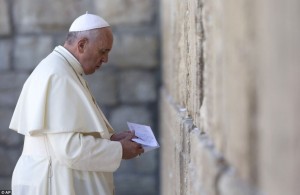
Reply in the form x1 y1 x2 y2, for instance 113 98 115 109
64 30 99 45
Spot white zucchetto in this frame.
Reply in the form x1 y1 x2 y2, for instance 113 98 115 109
69 12 110 32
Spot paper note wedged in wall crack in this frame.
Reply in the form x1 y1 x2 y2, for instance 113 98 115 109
127 122 160 153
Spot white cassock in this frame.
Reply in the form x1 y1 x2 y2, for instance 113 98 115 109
9 46 122 195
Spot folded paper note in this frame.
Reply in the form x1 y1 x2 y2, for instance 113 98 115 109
127 122 160 153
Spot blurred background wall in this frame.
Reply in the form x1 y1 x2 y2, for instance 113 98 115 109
0 0 160 195
160 0 300 195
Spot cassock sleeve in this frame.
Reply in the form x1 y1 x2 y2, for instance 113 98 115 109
47 132 123 172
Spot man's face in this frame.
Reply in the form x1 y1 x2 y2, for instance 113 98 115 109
81 28 113 75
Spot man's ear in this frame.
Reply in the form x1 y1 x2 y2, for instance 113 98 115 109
77 38 88 53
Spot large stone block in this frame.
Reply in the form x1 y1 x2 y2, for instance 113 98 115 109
114 174 157 195
218 169 258 195
179 118 195 194
0 40 12 71
0 108 24 147
53 33 68 47
221 0 259 184
0 148 11 176
186 0 203 128
110 105 152 131
13 0 93 33
0 148 21 177
120 70 157 103
0 72 28 107
160 0 192 105
85 67 118 106
115 157 135 175
160 89 187 195
94 0 155 26
188 129 226 195
115 152 159 194
115 152 158 192
257 0 300 194
195 1 225 155
198 0 225 155
109 34 158 68
0 1 10 35
14 36 52 71
134 150 158 174
0 178 11 190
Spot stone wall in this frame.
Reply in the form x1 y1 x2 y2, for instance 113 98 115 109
0 0 160 194
160 0 300 195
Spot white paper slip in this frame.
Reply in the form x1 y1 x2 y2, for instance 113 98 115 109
127 122 160 153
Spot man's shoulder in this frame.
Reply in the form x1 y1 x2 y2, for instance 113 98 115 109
33 52 72 78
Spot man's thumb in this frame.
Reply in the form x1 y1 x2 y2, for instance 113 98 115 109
123 132 135 141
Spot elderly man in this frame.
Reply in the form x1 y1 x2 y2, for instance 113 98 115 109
9 13 144 195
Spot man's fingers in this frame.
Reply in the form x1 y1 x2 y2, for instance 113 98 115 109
136 144 144 155
126 134 134 140
138 144 143 149
127 133 135 140
121 139 145 159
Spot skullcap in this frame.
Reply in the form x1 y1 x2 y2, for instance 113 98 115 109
69 12 110 32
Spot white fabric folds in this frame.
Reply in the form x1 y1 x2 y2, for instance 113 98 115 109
9 46 113 136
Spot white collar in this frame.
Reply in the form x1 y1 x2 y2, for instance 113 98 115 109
54 46 84 75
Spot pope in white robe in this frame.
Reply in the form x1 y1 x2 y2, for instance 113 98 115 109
9 13 144 195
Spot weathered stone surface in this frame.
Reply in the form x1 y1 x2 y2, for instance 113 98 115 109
135 150 158 174
189 129 226 195
109 34 158 68
185 0 203 129
200 0 225 155
53 33 68 47
120 70 156 103
218 169 258 195
115 158 135 175
0 72 28 107
85 67 118 105
0 149 11 176
162 0 300 195
257 1 300 194
160 89 185 195
0 130 23 148
160 0 176 101
14 36 52 71
0 1 10 35
0 148 20 177
0 178 11 189
110 106 152 131
13 0 94 33
116 157 159 193
0 108 24 147
114 174 156 195
161 87 226 195
94 0 155 26
0 40 12 71
221 0 259 184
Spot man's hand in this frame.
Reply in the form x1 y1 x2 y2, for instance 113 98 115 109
118 131 144 159
110 131 133 141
